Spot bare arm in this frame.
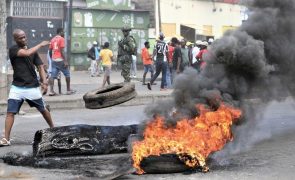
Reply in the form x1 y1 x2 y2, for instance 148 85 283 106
152 48 156 60
60 47 69 67
49 49 53 59
110 55 114 62
17 41 49 57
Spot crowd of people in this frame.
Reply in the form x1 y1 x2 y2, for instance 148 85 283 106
144 33 211 91
85 29 212 92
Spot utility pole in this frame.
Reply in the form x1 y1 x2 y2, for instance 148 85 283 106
158 0 161 33
155 0 162 36
0 0 8 101
66 0 73 67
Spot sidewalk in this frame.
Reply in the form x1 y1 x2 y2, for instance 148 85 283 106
0 69 172 114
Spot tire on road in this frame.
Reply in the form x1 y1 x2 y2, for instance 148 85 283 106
83 82 137 109
140 154 191 174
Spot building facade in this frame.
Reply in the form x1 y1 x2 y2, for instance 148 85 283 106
134 0 246 42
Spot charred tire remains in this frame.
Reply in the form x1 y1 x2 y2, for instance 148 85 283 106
83 82 137 109
33 124 138 157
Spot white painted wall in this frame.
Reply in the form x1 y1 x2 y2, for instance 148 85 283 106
160 0 244 38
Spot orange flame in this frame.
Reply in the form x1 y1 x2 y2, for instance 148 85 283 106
132 103 242 174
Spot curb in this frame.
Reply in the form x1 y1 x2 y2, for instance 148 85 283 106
0 94 172 114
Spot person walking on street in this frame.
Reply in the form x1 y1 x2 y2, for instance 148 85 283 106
48 28 76 96
0 29 54 146
47 50 62 94
171 37 182 83
141 41 154 85
186 41 193 67
166 41 174 88
180 39 190 69
147 33 168 91
117 26 137 82
99 42 114 87
130 55 137 78
192 40 201 71
87 41 101 77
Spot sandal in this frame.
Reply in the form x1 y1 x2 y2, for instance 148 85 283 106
0 138 11 147
66 90 77 95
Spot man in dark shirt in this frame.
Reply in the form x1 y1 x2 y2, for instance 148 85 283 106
0 29 54 147
171 37 182 83
147 32 168 91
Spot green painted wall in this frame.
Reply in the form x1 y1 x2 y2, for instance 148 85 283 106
71 28 148 67
70 9 150 69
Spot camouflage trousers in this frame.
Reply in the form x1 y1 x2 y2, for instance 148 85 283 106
119 54 132 82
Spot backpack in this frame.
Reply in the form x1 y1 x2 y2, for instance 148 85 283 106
87 47 95 60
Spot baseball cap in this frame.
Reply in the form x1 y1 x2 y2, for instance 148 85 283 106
186 41 193 46
201 41 208 47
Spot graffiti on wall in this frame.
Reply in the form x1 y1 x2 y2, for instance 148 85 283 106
71 28 147 66
71 28 147 53
72 10 149 29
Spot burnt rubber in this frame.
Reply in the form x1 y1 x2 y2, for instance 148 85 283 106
83 82 136 109
140 154 192 174
33 124 138 157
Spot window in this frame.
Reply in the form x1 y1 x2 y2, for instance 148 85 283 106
13 0 64 18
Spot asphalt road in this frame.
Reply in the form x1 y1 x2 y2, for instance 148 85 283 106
1 99 295 179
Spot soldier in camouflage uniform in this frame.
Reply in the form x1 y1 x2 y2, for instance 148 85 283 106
117 26 136 82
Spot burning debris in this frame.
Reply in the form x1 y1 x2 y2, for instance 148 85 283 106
132 104 241 174
133 0 295 174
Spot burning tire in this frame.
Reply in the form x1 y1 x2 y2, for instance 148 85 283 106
83 82 136 109
140 154 191 174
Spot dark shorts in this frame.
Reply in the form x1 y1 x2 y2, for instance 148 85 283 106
7 99 46 114
51 61 70 78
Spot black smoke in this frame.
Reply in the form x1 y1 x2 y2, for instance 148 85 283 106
144 0 295 153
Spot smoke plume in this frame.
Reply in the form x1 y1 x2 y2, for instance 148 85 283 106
145 0 295 155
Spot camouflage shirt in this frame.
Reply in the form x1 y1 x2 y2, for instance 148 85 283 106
118 35 136 56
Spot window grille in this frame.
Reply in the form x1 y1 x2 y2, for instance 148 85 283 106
12 0 64 18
